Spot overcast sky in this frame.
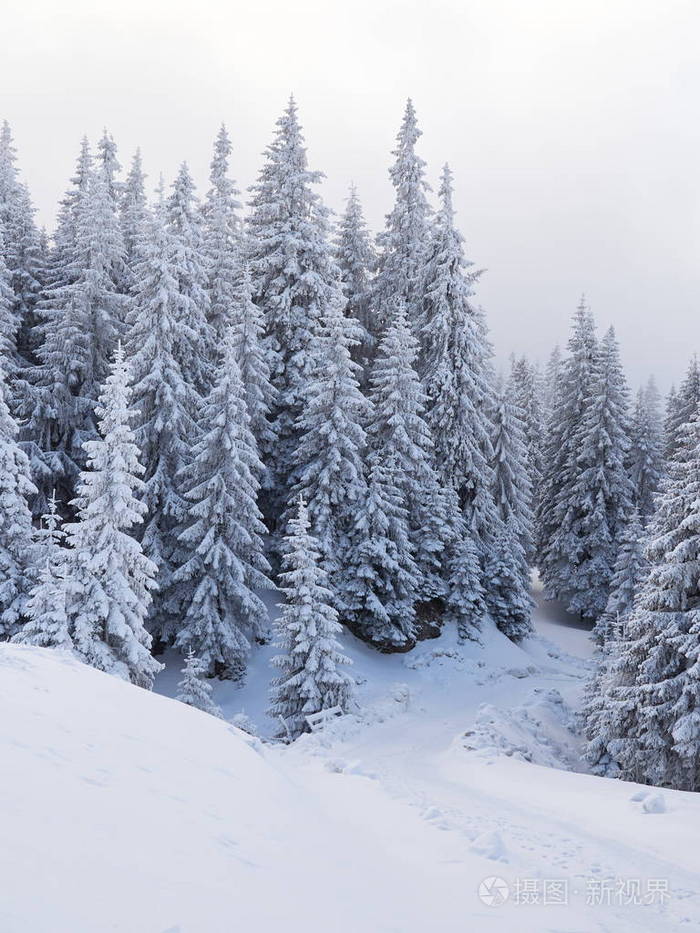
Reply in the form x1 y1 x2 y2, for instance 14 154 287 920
3 0 699 389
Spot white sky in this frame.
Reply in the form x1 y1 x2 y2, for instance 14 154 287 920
3 0 700 389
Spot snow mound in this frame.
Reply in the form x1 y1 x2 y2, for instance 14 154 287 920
455 687 582 770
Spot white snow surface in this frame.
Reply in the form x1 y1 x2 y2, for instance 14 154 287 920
2 578 700 931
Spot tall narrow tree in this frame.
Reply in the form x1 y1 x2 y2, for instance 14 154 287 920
335 183 376 376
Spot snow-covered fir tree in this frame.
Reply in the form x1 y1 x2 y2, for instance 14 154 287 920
420 164 498 569
120 149 150 290
62 345 161 688
335 183 376 377
442 486 484 642
553 326 634 619
491 375 534 581
0 363 37 639
268 497 355 739
628 378 663 525
341 458 419 651
96 129 122 206
201 124 243 347
176 650 223 718
0 121 44 367
542 344 563 425
484 514 533 641
168 329 271 679
12 493 70 650
166 162 214 393
229 263 276 462
290 298 368 577
0 226 20 374
374 99 431 334
366 300 449 602
509 355 545 527
20 161 126 513
664 356 700 462
537 299 598 612
125 203 199 644
592 507 647 644
247 97 343 521
586 413 700 789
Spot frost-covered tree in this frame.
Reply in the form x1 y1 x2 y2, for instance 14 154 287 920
592 507 647 644
587 414 700 789
510 355 545 521
168 330 271 679
120 149 150 289
247 98 342 517
484 514 533 641
202 124 243 348
374 100 431 333
491 376 534 580
20 164 126 512
542 344 563 425
13 493 70 650
335 183 376 376
290 299 369 577
550 326 634 619
341 458 418 651
62 345 160 688
366 301 449 601
0 226 20 374
628 378 663 525
420 164 497 564
537 299 598 610
0 122 43 367
167 162 214 393
664 357 700 462
125 205 198 643
97 129 122 205
176 650 223 718
229 264 276 461
268 497 355 739
0 364 37 638
442 486 484 642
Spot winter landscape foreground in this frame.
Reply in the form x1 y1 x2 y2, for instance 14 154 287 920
2 580 698 933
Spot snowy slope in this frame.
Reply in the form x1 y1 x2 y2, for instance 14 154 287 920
3 579 700 931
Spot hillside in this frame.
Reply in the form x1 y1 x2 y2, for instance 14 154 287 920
2 585 699 932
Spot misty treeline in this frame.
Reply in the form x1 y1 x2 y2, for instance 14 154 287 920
0 100 698 761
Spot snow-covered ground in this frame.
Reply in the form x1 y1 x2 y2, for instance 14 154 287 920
2 582 699 931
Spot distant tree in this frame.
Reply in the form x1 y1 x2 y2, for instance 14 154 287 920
664 357 700 462
628 378 663 525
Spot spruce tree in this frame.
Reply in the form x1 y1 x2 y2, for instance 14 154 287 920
665 357 700 461
553 326 634 619
510 355 545 525
290 299 369 578
97 129 122 206
13 493 70 650
341 458 418 651
62 345 160 688
592 507 646 644
484 514 533 641
335 183 376 376
374 100 431 333
491 376 534 577
0 364 37 639
168 330 272 679
177 650 223 718
629 378 663 525
125 205 198 644
442 486 484 642
0 226 20 374
229 264 276 462
202 124 243 348
366 300 449 602
120 149 150 291
247 97 342 519
537 299 598 611
588 413 700 789
20 163 126 512
420 164 498 566
167 162 214 393
268 497 355 739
